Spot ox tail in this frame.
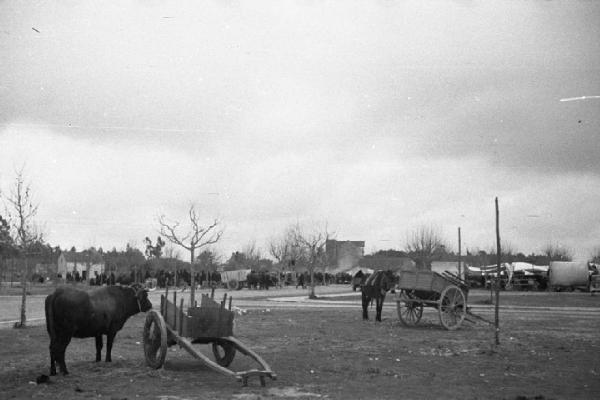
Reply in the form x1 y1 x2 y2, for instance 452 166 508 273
44 295 56 342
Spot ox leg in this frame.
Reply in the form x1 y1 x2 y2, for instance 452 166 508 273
56 336 72 375
49 340 57 376
361 293 369 320
95 335 103 362
105 332 115 362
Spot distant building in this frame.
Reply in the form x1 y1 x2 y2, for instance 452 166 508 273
33 262 56 277
326 240 365 273
57 252 104 281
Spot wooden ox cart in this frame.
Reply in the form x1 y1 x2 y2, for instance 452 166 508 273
394 269 471 330
142 288 276 386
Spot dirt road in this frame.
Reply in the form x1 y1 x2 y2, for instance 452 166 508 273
2 285 600 328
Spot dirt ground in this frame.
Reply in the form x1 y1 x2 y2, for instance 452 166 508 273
1 290 599 400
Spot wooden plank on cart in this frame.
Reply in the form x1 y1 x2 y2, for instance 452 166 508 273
187 294 234 338
399 270 448 293
162 296 179 329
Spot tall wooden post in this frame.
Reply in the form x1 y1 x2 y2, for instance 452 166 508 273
457 227 462 280
495 197 501 345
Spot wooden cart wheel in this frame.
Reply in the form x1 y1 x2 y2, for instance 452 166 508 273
396 291 424 326
143 310 167 369
227 279 239 290
438 285 466 330
212 339 237 367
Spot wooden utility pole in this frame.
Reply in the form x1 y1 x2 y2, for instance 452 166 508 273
495 197 501 345
457 227 462 280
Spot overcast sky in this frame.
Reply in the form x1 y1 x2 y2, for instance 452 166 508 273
1 1 599 261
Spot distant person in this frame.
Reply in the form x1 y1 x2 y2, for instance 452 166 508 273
297 273 304 289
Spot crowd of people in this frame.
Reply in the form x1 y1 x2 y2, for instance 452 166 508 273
38 268 354 291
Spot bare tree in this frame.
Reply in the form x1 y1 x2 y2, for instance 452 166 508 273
405 225 446 269
242 240 262 270
590 247 600 264
487 240 517 263
268 226 299 269
2 167 43 328
158 204 223 306
291 222 333 299
268 235 290 268
542 243 573 262
163 245 182 260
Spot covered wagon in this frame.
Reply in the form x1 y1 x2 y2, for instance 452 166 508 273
220 269 251 290
548 261 589 291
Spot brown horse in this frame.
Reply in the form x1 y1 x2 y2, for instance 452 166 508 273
361 270 397 322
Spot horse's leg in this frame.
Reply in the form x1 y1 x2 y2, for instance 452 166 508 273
361 292 369 320
376 295 385 322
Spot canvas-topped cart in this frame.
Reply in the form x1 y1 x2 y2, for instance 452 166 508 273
395 268 470 330
142 288 276 386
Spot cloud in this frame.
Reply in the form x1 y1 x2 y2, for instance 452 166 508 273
2 123 600 260
1 2 600 259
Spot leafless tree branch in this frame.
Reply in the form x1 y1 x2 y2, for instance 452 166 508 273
156 204 223 305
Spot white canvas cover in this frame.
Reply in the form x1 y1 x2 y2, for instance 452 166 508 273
430 261 460 275
346 267 374 276
511 262 548 274
221 269 251 284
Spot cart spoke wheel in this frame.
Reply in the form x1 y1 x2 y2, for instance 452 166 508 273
438 285 466 330
212 339 236 367
396 291 423 326
143 310 167 369
227 279 240 290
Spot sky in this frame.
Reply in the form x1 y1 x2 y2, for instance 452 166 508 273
1 1 599 262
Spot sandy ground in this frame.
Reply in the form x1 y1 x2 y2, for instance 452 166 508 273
1 285 599 399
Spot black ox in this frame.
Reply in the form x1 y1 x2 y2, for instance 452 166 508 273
361 270 397 322
45 285 152 375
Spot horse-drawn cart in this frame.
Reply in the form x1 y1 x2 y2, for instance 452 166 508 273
395 269 470 330
142 288 276 386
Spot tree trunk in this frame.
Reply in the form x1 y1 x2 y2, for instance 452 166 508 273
308 268 316 299
19 257 27 328
190 248 196 308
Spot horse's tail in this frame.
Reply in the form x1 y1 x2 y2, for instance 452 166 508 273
362 286 375 307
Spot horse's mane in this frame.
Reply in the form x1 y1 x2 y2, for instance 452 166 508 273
364 270 384 287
